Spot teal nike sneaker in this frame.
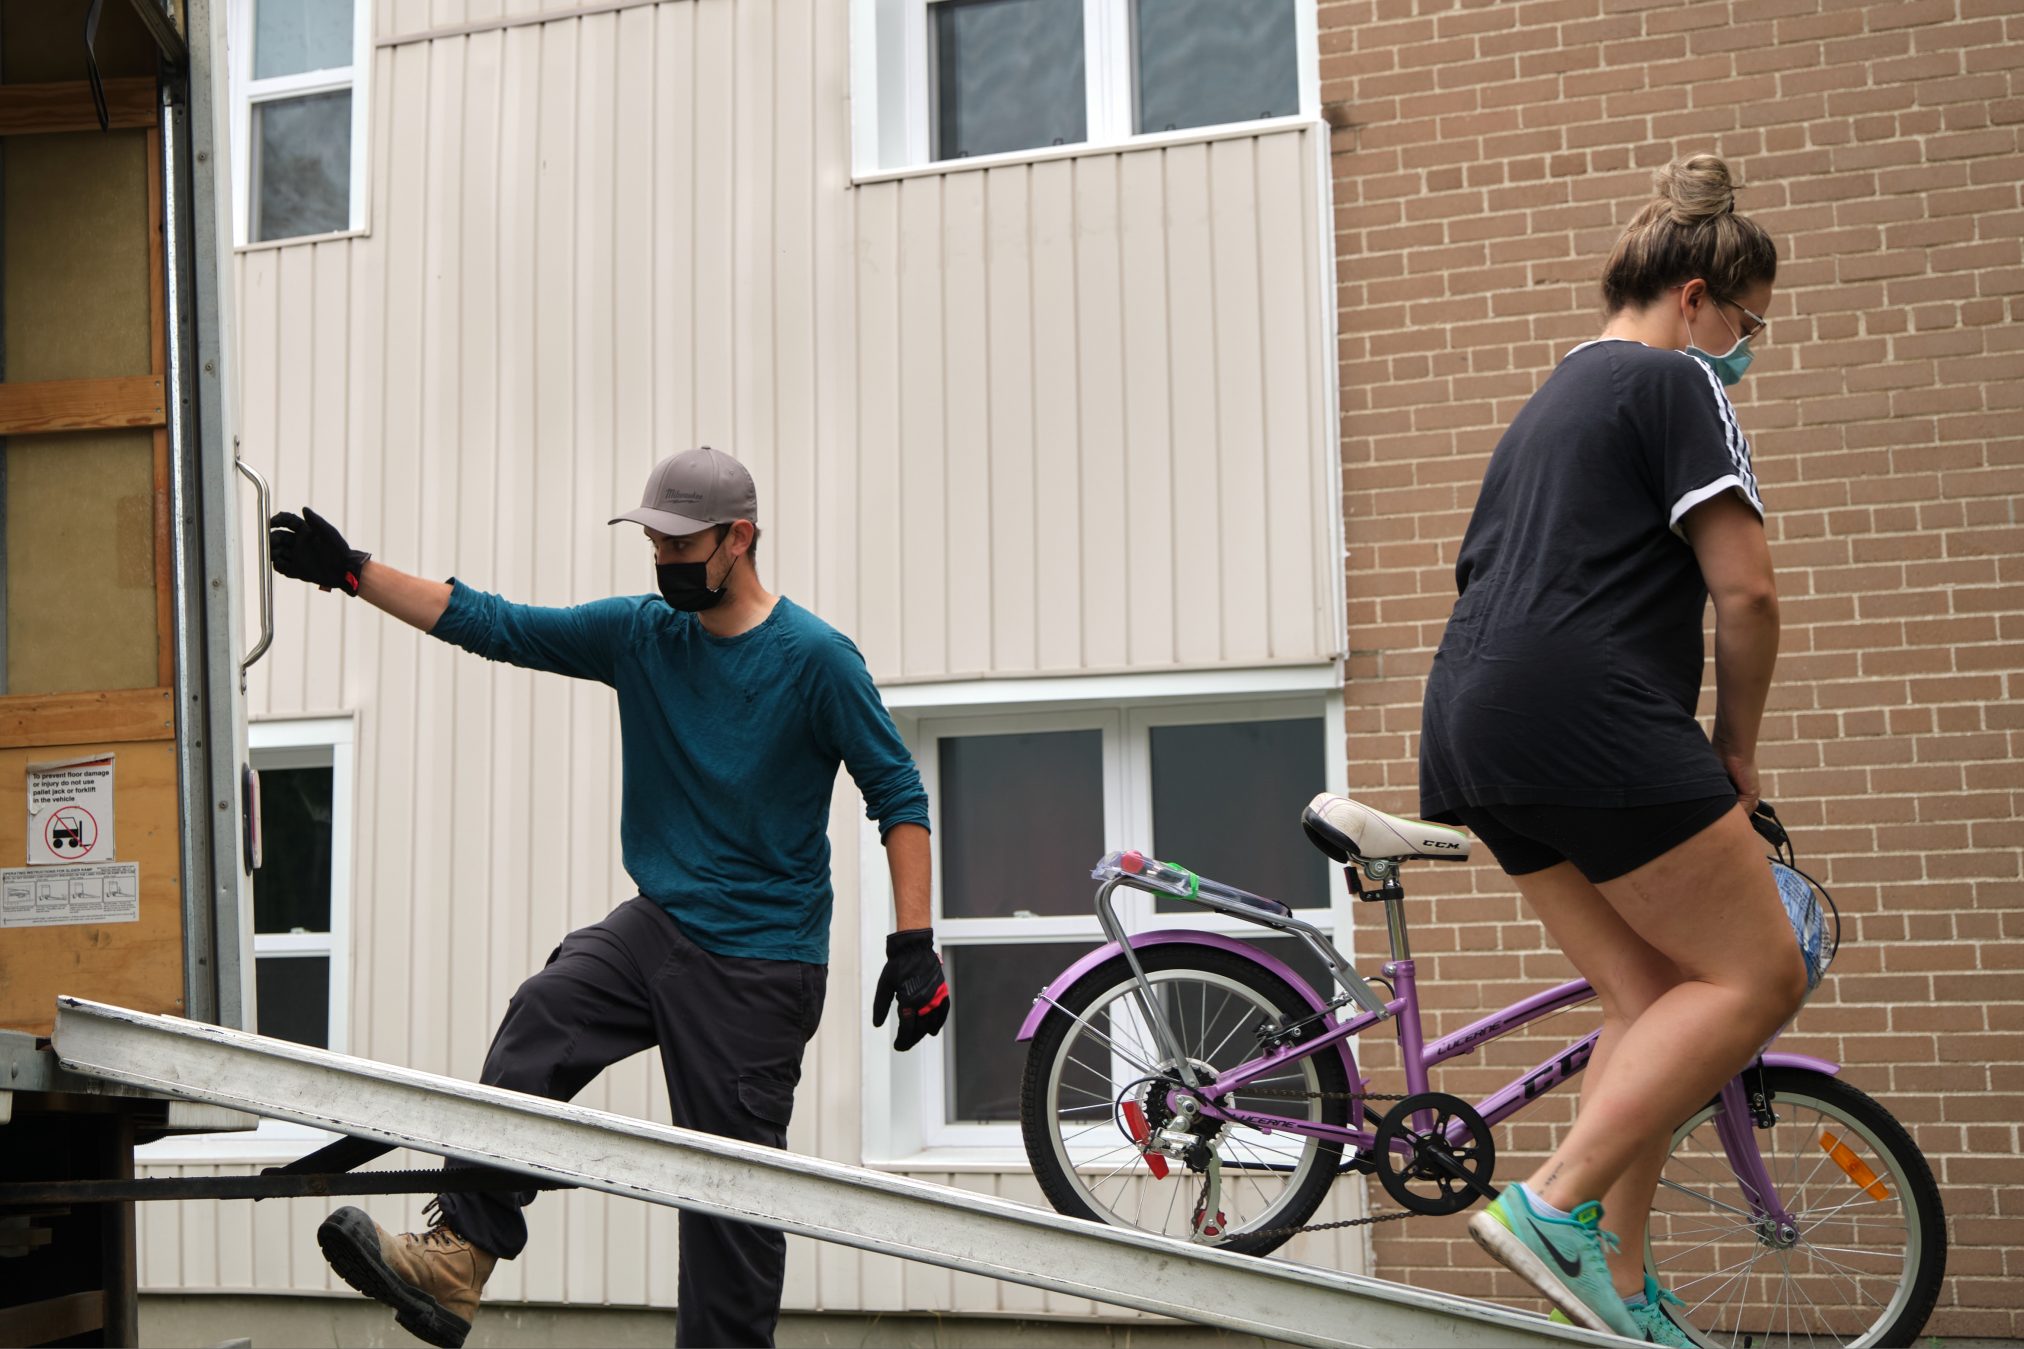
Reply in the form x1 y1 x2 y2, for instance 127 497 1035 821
1629 1275 1696 1348
1467 1184 1643 1340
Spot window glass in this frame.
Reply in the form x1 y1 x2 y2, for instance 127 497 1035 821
933 0 1086 160
254 0 356 79
1150 718 1328 912
254 766 334 934
1133 0 1299 134
252 90 352 242
945 942 1084 1122
255 955 331 1049
939 729 1103 918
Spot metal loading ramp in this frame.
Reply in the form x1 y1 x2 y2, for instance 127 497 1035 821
53 997 1612 1349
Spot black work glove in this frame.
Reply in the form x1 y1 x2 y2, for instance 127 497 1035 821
270 507 371 597
872 928 949 1053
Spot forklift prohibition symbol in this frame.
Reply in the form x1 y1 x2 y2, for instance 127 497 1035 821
45 805 99 859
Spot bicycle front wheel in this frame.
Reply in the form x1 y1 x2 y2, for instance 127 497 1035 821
1647 1066 1946 1349
1019 944 1353 1256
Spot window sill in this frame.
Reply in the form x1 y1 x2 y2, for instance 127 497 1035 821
851 114 1321 187
235 226 370 254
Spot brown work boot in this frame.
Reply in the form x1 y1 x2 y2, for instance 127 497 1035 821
318 1200 496 1348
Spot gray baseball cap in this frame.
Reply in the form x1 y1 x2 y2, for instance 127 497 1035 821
609 446 759 535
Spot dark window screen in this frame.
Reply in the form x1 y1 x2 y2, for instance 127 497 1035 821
254 765 333 934
1133 0 1299 134
939 730 1103 918
933 0 1087 159
252 90 352 241
256 955 330 1049
946 942 1085 1122
1150 718 1328 912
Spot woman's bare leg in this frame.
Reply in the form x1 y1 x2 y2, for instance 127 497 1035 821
1505 860 1684 1296
1520 808 1805 1221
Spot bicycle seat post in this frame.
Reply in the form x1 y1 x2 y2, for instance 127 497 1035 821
1359 858 1413 963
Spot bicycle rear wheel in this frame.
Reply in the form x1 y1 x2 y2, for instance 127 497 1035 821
1019 944 1353 1256
1647 1067 1946 1349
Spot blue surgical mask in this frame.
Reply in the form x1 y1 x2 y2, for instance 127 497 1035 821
1687 306 1753 387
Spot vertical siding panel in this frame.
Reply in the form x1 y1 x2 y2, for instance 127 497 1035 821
941 171 991 678
250 1166 294 1291
265 247 316 713
409 32 468 1088
1162 142 1222 665
568 13 625 1303
178 1172 219 1288
692 0 737 443
1073 157 1129 671
896 178 946 677
984 167 1036 674
653 2 697 454
368 40 432 1075
388 0 435 42
342 49 393 1054
603 4 661 1308
1208 138 1271 664
734 0 776 519
487 20 543 1101
449 30 505 1077
1257 129 1322 660
1301 128 1337 661
1117 150 1175 666
1029 158 1083 670
772 0 819 607
811 0 858 633
517 17 580 1305
852 183 902 678
138 1172 179 1287
305 243 353 713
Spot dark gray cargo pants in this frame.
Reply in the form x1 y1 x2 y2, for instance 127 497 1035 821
436 895 827 1348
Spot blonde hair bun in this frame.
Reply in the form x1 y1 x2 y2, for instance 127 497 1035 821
1652 153 1736 227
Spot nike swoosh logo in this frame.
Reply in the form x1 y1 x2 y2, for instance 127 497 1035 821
1525 1212 1584 1278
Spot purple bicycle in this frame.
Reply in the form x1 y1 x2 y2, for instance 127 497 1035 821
1017 793 1945 1348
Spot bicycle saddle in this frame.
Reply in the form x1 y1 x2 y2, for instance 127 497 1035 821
1302 793 1473 863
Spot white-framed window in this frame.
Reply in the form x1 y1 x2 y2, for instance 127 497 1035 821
851 0 1320 176
230 0 372 246
139 715 355 1164
862 669 1349 1166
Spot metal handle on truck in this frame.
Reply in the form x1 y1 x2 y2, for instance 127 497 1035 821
236 455 274 676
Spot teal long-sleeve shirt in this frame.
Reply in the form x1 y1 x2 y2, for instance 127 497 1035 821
430 581 930 963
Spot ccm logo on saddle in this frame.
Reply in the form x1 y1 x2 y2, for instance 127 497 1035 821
1422 838 1462 850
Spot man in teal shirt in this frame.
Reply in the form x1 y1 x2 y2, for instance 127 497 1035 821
268 447 945 1349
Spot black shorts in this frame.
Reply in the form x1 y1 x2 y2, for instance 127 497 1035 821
1453 794 1738 884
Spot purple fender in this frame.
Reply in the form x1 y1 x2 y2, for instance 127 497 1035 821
1761 1051 1840 1076
1014 931 1363 1087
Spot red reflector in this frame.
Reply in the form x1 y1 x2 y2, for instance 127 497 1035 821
1120 851 1145 874
1120 1100 1168 1179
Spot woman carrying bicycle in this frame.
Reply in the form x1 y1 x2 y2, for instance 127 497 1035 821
1417 153 1808 1344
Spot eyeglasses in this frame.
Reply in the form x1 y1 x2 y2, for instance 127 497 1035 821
1718 296 1769 343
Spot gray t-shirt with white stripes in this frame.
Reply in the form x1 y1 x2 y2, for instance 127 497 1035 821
1418 338 1763 818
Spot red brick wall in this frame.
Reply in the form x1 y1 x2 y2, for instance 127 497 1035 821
1320 0 2022 1336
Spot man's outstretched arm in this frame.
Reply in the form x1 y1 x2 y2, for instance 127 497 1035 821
269 506 623 683
358 561 452 632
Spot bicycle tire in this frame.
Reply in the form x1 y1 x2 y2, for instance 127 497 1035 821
1648 1066 1946 1349
1020 944 1353 1256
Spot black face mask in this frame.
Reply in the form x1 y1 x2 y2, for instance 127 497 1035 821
656 535 733 612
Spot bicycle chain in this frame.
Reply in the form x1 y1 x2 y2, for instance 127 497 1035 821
1168 1085 1437 1240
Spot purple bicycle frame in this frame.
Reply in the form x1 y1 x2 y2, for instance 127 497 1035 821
1157 949 1834 1227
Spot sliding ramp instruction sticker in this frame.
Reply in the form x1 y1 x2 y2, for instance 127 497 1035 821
1 862 141 928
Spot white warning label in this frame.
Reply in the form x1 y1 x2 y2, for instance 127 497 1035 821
0 862 140 928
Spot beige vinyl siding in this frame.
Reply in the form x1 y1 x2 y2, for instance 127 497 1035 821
145 0 1340 1314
